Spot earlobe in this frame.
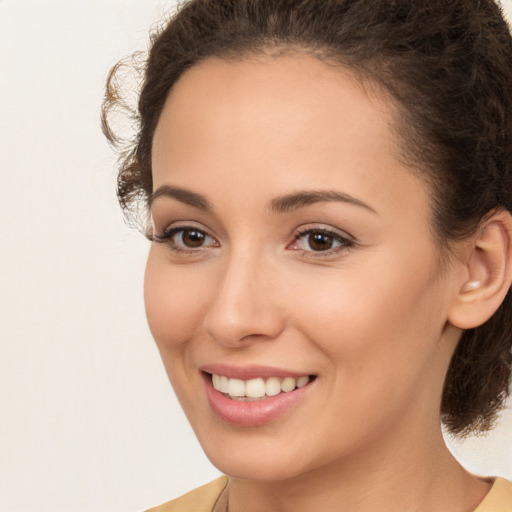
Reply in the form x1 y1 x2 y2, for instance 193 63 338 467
448 210 512 330
461 280 481 292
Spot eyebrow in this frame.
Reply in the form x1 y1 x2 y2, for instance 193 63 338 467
148 185 212 210
270 190 377 215
149 185 376 215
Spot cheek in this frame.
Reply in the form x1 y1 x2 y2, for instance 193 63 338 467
290 252 447 381
144 248 209 350
285 263 449 448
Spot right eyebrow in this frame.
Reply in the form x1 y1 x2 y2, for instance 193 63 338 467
269 189 377 215
148 185 212 211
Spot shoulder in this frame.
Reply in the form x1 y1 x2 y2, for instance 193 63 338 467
145 477 228 512
474 478 512 512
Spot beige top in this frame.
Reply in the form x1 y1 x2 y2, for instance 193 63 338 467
146 476 512 512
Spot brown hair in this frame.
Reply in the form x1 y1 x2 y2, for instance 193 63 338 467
102 0 512 436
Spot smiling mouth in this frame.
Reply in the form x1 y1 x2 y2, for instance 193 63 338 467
208 373 316 401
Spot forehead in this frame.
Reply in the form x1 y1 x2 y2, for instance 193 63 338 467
151 54 429 223
154 54 397 163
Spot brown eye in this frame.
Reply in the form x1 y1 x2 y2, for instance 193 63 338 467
180 229 206 248
292 228 353 254
153 225 218 252
308 232 334 251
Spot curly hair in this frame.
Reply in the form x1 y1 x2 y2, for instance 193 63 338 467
102 0 512 436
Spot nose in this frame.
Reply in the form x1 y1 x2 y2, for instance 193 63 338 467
202 249 285 348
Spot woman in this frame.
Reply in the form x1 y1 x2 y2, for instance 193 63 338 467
103 0 512 510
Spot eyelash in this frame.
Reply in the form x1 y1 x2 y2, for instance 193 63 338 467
291 227 354 257
153 225 218 254
152 225 354 257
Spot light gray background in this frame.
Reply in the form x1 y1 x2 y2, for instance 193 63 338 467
1 1 511 511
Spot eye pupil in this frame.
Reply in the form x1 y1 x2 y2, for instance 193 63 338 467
182 229 205 247
308 232 333 251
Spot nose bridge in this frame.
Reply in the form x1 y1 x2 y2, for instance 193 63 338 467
203 244 284 346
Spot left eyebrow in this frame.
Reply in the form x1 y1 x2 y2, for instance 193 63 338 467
148 185 212 211
269 190 378 215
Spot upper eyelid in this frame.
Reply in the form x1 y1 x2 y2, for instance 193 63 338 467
293 224 355 241
152 223 216 245
290 228 355 260
163 225 215 239
153 226 219 253
156 221 215 236
293 228 354 246
295 226 349 237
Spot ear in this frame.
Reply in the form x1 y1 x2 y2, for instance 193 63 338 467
448 210 512 330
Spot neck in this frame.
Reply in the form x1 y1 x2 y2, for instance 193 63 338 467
226 424 491 512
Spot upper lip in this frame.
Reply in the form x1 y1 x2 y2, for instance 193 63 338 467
200 363 314 380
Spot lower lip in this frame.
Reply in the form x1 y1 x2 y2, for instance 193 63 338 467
203 373 314 427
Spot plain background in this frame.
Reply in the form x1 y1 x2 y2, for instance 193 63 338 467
1 1 512 511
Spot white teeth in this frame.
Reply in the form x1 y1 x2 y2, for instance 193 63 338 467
228 378 246 397
246 378 266 398
211 373 311 398
297 376 309 388
265 377 281 396
219 375 229 394
281 377 296 392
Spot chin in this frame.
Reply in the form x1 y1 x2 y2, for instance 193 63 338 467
194 424 324 482
207 450 308 482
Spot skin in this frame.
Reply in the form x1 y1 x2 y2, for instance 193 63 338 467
145 54 493 512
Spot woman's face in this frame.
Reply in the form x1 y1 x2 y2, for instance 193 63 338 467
146 55 463 481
